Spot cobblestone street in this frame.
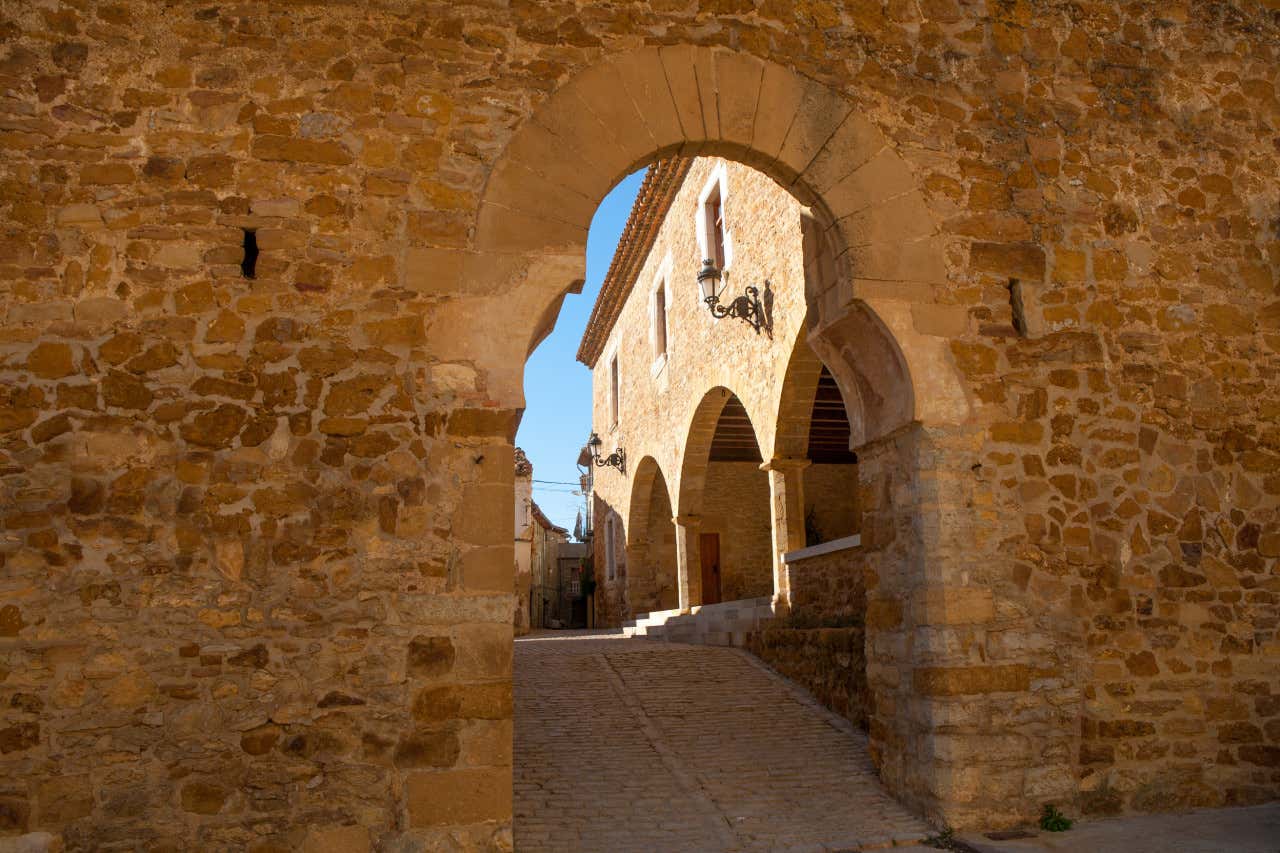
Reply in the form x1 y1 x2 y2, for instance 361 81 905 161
514 631 932 852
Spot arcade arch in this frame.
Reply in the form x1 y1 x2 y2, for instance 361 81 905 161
497 46 1022 828
624 456 679 617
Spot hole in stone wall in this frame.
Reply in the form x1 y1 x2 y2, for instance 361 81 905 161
1008 278 1028 338
241 229 259 279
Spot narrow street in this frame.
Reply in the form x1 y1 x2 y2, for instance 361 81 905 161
514 631 931 852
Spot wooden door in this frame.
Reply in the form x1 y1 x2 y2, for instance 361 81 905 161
699 533 722 605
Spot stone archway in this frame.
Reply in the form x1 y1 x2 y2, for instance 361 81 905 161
768 321 865 606
772 325 829 463
475 47 967 406
623 456 678 618
480 47 997 827
4 6 1270 846
672 386 772 610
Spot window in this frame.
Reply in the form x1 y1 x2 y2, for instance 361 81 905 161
650 253 674 374
609 353 620 426
605 516 616 581
696 164 732 272
652 278 667 360
241 229 258 279
705 184 725 268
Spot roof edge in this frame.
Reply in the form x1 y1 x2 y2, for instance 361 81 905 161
575 157 694 368
530 500 569 537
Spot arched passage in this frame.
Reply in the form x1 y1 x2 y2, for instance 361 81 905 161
674 387 773 609
802 365 860 541
475 46 969 428
487 46 1032 831
624 457 679 617
771 323 867 621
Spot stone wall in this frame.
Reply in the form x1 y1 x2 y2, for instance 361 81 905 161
1 0 1277 843
701 461 773 602
0 8 525 846
748 626 870 731
788 544 868 623
591 496 627 628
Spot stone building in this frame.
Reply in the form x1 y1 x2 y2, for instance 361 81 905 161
582 157 862 632
0 2 1277 848
513 448 570 633
525 502 570 631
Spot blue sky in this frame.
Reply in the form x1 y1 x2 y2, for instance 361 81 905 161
516 170 645 533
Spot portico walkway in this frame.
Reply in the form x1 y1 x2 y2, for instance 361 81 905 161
514 630 931 852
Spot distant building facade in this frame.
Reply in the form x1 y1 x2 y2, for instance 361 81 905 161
527 503 570 629
513 447 570 634
580 158 861 629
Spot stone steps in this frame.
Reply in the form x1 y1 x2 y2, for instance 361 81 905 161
621 596 774 647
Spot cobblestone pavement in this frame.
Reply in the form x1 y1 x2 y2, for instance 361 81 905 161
514 630 932 852
959 802 1280 853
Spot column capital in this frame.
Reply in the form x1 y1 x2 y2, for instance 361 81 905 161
760 456 812 473
672 514 701 529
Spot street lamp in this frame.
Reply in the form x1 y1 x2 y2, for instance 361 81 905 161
587 432 625 474
697 258 771 335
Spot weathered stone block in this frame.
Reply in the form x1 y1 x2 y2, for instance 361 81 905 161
405 768 511 827
865 598 902 630
394 727 460 769
408 636 456 679
446 409 518 441
80 163 135 185
412 683 512 724
970 242 1045 280
35 775 93 827
251 135 353 165
913 665 1031 696
300 825 371 853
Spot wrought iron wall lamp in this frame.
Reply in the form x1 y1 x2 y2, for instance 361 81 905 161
587 432 626 474
697 259 772 335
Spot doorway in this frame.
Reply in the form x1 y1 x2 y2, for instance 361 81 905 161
699 532 722 605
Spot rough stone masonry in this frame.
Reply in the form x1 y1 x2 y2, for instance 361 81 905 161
0 1 1277 851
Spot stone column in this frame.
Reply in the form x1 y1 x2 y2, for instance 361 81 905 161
672 514 702 612
760 457 810 612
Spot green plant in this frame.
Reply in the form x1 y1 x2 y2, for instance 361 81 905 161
1039 803 1073 832
804 506 823 546
921 827 954 849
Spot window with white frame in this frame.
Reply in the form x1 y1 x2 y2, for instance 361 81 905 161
650 253 674 372
652 276 668 360
696 164 732 272
608 352 620 426
605 515 616 580
706 186 725 268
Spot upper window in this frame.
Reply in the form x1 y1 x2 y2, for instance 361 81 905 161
609 353 620 426
652 277 667 360
696 164 732 272
705 185 725 268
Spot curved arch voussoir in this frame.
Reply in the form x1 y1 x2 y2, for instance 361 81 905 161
772 329 828 460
